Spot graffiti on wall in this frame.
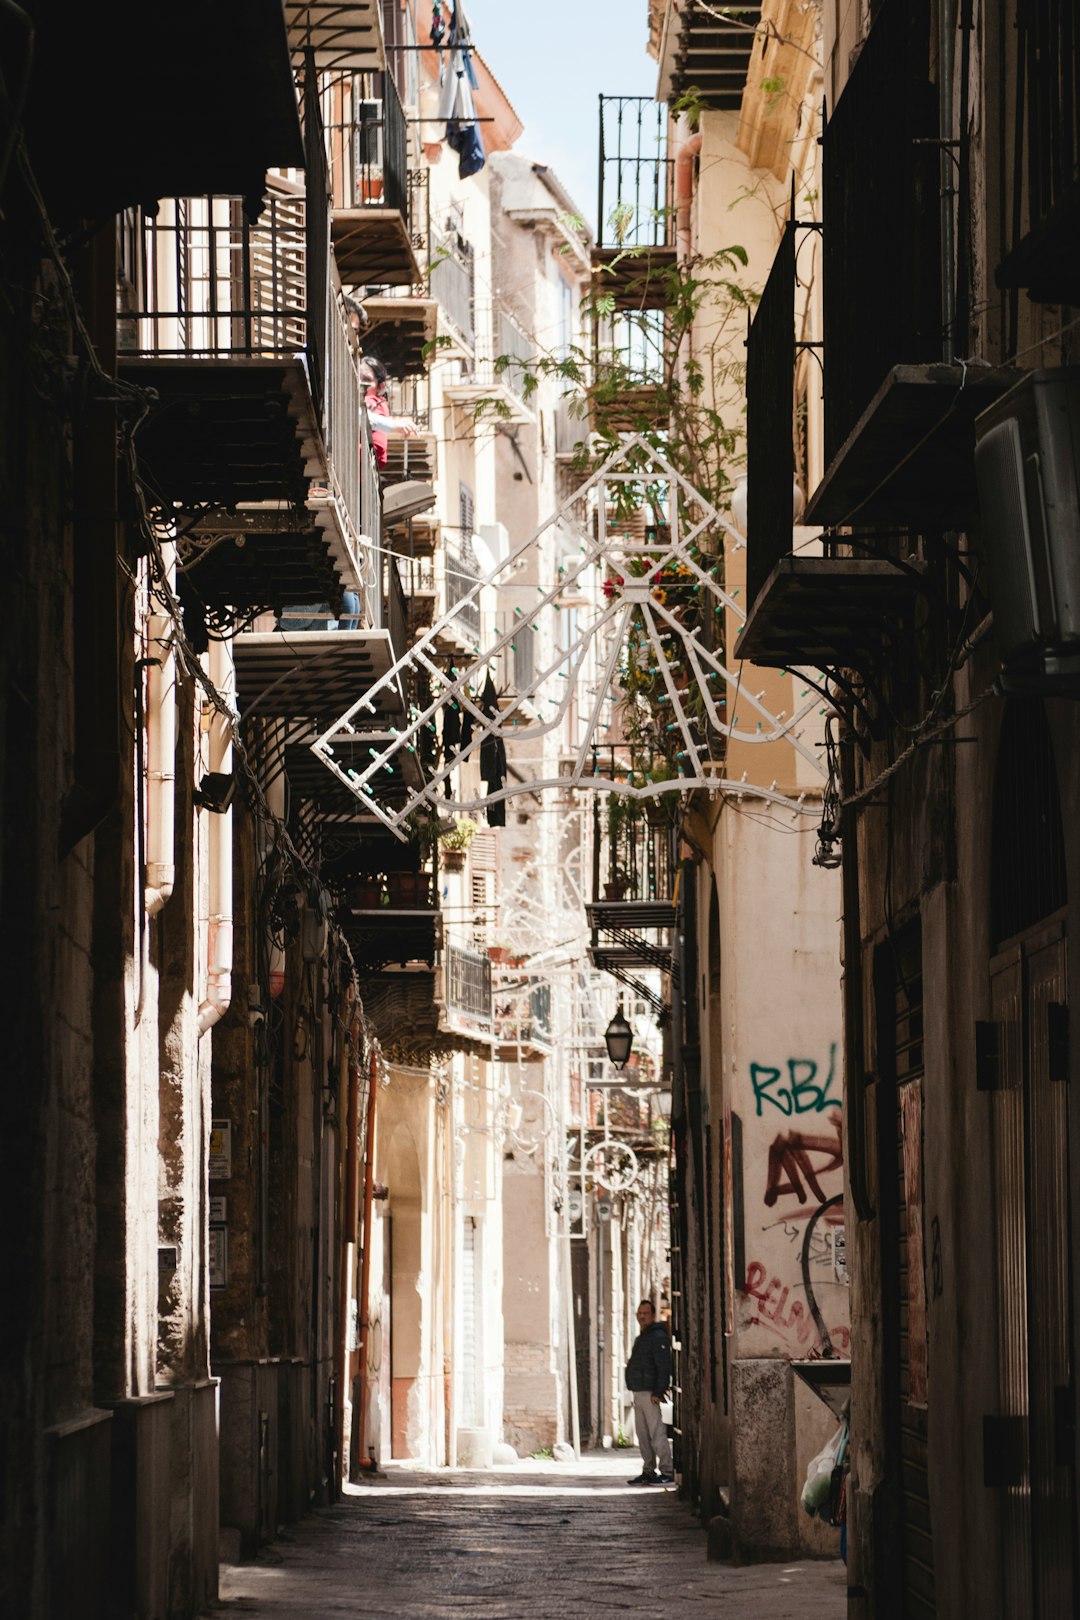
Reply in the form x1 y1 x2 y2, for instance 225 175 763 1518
741 1255 850 1355
750 1043 841 1116
763 1112 843 1209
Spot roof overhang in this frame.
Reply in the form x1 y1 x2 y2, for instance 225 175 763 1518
284 1 385 70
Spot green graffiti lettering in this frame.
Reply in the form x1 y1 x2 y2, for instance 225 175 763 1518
751 1063 791 1116
751 1045 840 1116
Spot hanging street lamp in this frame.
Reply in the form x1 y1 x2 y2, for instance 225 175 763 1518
604 1001 634 1070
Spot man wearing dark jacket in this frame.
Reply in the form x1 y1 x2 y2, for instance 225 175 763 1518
624 1299 674 1484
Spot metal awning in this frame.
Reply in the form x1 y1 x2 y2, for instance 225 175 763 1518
656 0 760 108
358 297 439 376
234 629 400 719
284 1 386 69
24 1 303 222
804 363 1016 531
733 557 924 673
332 210 420 289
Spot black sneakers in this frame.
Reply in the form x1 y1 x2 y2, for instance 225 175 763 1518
657 1472 675 1484
627 1471 660 1485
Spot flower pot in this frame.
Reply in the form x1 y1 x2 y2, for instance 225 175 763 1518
387 871 421 907
441 848 467 872
350 877 383 910
604 880 627 902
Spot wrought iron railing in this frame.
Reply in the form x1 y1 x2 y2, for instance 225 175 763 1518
430 236 475 348
555 393 587 457
445 539 482 640
446 940 493 1031
745 222 795 609
594 308 667 389
590 758 677 904
597 95 674 250
323 68 408 218
820 0 940 462
996 0 1080 321
384 557 408 663
118 170 378 594
120 193 308 358
497 309 533 399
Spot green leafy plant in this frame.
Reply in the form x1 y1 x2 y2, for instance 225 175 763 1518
439 816 479 853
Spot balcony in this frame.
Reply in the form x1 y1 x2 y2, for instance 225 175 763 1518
443 308 537 425
585 769 677 1017
232 616 424 823
494 980 554 1060
591 308 668 434
437 535 485 653
655 0 760 111
736 219 926 672
798 0 1020 538
117 83 374 620
444 941 494 1043
995 1 1080 305
430 236 476 352
591 97 676 310
326 70 422 287
338 869 441 972
284 2 385 71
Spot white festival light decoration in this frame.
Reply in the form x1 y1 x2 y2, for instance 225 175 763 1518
312 437 823 833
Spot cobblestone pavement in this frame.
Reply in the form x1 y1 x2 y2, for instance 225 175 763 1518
205 1452 845 1619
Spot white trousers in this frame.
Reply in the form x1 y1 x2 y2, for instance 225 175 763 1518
633 1390 673 1474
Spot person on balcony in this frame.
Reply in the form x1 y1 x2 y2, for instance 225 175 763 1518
359 355 420 468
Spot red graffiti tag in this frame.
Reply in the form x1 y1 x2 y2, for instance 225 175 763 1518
763 1113 843 1208
741 1259 850 1354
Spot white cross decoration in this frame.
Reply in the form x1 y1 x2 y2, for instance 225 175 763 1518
312 436 824 835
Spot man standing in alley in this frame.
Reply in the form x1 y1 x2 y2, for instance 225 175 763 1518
625 1299 674 1485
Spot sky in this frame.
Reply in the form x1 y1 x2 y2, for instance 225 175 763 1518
463 0 659 234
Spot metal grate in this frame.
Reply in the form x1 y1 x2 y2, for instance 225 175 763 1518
445 940 493 1028
820 0 941 462
745 223 795 609
596 96 673 250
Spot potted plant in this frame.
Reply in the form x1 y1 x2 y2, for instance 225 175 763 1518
350 874 384 909
438 816 478 872
387 869 425 907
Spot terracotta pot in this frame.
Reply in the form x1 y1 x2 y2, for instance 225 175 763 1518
441 848 467 872
351 877 383 910
387 871 422 907
604 880 627 901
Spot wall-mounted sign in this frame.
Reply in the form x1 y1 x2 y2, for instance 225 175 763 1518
209 1195 227 1223
209 1120 231 1181
209 1225 227 1289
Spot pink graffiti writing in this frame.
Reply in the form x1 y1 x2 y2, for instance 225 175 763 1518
741 1259 850 1354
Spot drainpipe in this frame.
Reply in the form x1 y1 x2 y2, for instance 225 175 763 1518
338 1014 361 1481
145 541 176 915
674 114 703 265
197 636 234 1034
353 1049 380 1472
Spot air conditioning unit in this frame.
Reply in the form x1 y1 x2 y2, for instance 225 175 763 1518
974 368 1080 692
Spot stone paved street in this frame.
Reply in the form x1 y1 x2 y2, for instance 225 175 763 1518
205 1453 845 1619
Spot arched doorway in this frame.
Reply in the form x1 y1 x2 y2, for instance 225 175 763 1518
987 698 1073 1619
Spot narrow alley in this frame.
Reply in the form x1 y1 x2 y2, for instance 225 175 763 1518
208 1455 845 1620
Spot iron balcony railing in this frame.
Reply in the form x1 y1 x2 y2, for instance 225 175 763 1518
554 393 587 457
745 222 795 609
445 536 483 640
594 307 667 389
597 95 674 250
323 68 408 217
496 309 533 400
445 940 493 1034
820 0 940 462
430 235 475 348
119 189 379 596
996 0 1080 318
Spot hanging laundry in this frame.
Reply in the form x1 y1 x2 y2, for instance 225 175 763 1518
437 1 486 179
478 673 506 826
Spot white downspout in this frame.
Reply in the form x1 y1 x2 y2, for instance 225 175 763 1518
145 541 177 915
198 635 234 1034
